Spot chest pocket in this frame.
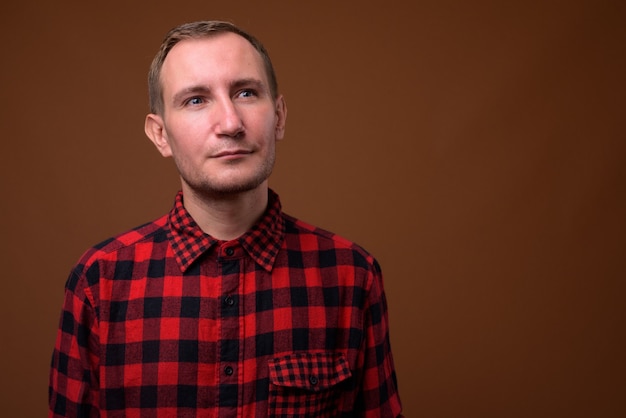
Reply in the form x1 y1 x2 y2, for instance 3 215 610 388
268 352 352 417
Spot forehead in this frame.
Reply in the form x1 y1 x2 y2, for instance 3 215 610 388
160 33 268 93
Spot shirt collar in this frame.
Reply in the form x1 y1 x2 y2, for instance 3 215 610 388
167 189 285 273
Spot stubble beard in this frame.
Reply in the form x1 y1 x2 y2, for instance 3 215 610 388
178 152 276 198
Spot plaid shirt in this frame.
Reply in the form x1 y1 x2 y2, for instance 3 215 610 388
49 190 402 417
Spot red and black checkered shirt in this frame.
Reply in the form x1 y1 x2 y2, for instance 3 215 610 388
49 190 402 417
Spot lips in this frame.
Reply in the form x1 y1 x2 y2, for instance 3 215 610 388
211 149 252 158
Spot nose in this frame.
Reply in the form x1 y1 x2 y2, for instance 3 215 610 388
215 98 244 138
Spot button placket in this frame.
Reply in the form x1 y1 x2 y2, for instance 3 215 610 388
215 242 245 406
217 245 241 407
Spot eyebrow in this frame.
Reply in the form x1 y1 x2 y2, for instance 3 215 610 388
171 78 269 106
172 85 211 106
231 78 267 93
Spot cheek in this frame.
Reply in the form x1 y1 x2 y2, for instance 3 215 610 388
250 113 279 139
165 119 206 151
166 111 210 135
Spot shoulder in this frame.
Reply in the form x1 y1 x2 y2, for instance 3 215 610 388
66 215 169 290
85 214 168 259
281 212 382 274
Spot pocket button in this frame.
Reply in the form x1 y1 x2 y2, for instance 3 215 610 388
309 375 318 386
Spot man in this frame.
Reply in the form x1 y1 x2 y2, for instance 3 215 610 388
49 21 402 417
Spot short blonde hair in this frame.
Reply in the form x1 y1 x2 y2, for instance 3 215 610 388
147 21 279 114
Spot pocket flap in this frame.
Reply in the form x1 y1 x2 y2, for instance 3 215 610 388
268 352 352 392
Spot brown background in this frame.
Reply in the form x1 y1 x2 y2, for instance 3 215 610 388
1 0 624 416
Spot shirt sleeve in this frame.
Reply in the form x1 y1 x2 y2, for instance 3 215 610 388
49 268 100 417
359 259 403 417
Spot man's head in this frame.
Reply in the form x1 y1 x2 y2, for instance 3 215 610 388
148 21 279 116
144 21 287 197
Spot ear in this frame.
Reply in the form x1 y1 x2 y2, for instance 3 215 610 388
274 95 287 141
144 113 172 157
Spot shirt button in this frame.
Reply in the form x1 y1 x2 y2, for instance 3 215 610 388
225 247 234 256
224 366 234 376
309 375 318 385
224 296 235 306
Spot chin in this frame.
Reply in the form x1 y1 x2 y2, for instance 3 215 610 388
191 175 270 196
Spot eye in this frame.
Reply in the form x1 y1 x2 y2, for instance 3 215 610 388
185 97 204 106
237 89 257 99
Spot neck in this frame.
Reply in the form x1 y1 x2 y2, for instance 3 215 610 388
181 183 269 241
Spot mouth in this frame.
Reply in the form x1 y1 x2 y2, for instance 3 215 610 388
211 149 252 159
